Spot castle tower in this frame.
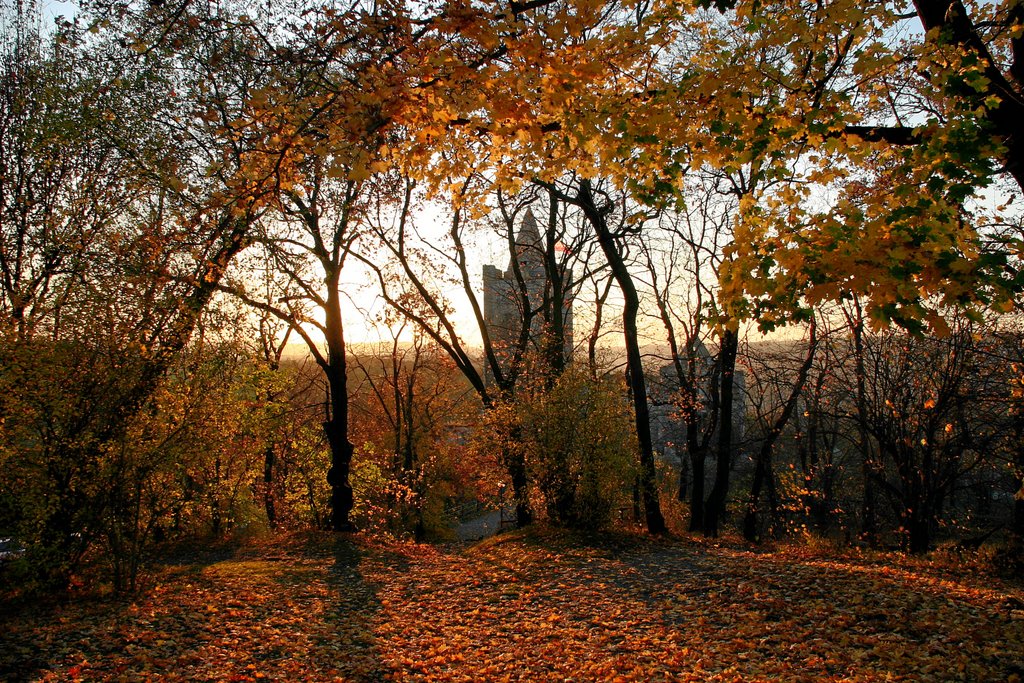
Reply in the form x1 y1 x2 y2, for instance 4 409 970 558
482 209 573 387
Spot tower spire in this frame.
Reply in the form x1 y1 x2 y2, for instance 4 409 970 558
515 208 542 249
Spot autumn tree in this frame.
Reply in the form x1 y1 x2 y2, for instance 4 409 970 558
739 317 817 542
6 0 1021 566
842 297 882 543
357 179 589 527
191 0 676 530
349 314 478 539
638 182 729 533
992 322 1024 562
844 0 1024 191
675 0 1024 330
0 0 322 587
535 177 667 534
0 21 131 343
838 317 1004 552
791 310 852 534
246 253 299 529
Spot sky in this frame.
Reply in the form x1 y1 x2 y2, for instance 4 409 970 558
1 0 76 40
41 0 74 20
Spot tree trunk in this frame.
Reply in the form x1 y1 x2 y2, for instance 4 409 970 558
588 278 612 380
744 319 817 542
898 459 933 554
505 423 533 527
688 440 706 532
861 451 877 543
211 457 223 535
263 445 277 529
743 447 770 543
703 327 738 537
543 190 568 382
324 285 356 532
846 302 877 545
676 456 688 502
495 397 532 527
904 505 931 554
1013 444 1024 549
685 377 712 533
1012 491 1024 554
578 180 666 534
324 416 355 532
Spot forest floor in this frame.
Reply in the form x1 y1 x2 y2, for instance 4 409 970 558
2 529 1023 682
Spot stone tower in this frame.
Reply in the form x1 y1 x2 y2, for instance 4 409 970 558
482 209 573 386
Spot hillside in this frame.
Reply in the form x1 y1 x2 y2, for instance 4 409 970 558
2 530 1022 682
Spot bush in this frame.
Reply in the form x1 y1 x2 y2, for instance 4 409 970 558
490 366 638 530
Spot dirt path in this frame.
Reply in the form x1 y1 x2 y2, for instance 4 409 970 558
454 509 508 541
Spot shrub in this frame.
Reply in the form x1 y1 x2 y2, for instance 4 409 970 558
491 366 638 530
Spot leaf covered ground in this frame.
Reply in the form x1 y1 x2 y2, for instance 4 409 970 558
2 530 1023 682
